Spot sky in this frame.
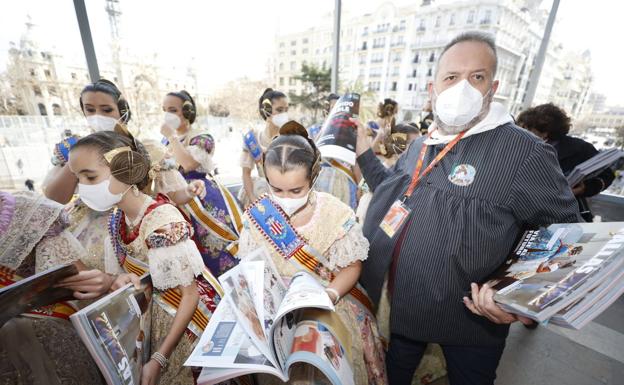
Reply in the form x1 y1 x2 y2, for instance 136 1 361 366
1 0 623 106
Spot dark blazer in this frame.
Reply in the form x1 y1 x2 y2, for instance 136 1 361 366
553 135 616 221
358 123 579 346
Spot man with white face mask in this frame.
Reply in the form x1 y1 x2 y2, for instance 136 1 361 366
353 32 580 385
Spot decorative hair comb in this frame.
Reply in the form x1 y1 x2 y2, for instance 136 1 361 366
104 146 132 163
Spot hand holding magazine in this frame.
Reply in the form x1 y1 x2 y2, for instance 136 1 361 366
483 222 624 327
186 249 356 385
71 274 152 385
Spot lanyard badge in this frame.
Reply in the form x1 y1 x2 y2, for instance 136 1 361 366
379 129 466 238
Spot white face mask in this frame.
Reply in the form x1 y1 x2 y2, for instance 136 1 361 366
434 79 489 127
271 112 289 128
272 190 310 216
86 115 119 132
78 179 129 212
164 112 181 130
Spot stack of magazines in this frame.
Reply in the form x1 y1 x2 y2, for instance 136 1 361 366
566 148 623 187
485 222 624 329
186 249 355 385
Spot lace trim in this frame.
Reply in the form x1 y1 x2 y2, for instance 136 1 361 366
154 169 188 194
0 192 63 269
325 221 370 270
35 230 87 273
147 239 204 290
0 191 16 235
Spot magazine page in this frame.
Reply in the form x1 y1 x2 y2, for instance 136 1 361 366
488 222 624 321
240 247 288 335
70 274 152 385
284 309 355 385
317 93 361 165
269 271 335 369
184 294 280 374
218 263 277 368
0 263 78 327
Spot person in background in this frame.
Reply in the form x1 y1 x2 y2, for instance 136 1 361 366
516 103 615 222
419 100 434 136
161 90 242 276
24 179 34 191
239 88 289 207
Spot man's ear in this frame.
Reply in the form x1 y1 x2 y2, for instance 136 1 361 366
491 80 499 95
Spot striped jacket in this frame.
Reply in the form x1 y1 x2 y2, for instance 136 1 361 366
358 123 579 345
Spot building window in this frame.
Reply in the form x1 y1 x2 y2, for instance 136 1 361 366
33 86 42 96
279 42 285 48
361 41 367 50
38 103 47 116
290 61 296 71
290 40 296 46
413 53 419 63
30 69 36 77
44 69 51 78
302 38 309 44
71 72 77 80
290 50 296 55
435 16 441 28
302 48 309 54
429 52 435 62
48 86 57 96
289 78 296 86
412 69 417 77
391 82 397 91
481 10 492 24
279 62 284 71
52 103 62 116
279 77 284 86
427 68 432 76
467 10 475 24
408 83 413 91
363 26 368 36
449 13 455 26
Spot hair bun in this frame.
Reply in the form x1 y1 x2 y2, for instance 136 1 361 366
109 149 151 186
279 120 308 138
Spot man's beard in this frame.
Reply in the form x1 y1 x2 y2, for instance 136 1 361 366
433 94 493 135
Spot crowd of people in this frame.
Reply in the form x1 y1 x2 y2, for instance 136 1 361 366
0 31 616 385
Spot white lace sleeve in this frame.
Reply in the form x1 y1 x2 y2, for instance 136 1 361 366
103 235 125 275
154 169 188 194
147 239 204 290
187 145 215 174
326 221 370 271
35 230 87 273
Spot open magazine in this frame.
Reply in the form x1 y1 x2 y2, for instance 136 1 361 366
186 249 355 385
71 274 152 385
485 222 624 325
0 263 78 327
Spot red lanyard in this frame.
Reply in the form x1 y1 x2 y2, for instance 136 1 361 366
403 130 467 200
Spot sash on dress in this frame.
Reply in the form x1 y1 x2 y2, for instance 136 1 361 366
247 195 374 314
108 206 223 339
0 265 78 322
243 130 263 163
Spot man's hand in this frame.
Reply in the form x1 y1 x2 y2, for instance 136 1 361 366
349 117 371 157
56 269 115 300
463 282 533 325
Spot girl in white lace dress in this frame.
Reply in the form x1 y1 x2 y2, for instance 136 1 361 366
65 131 221 385
237 121 387 385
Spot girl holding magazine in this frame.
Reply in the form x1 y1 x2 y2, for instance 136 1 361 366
237 121 387 385
63 131 221 385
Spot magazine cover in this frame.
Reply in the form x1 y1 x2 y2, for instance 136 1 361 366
0 263 78 327
71 274 152 385
316 93 360 166
486 222 624 322
186 248 354 385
